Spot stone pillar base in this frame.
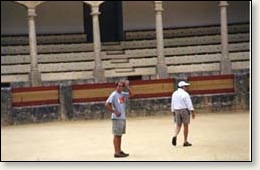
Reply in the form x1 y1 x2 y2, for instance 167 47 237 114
59 84 73 120
1 88 12 125
156 64 168 79
29 70 41 87
220 58 232 75
94 67 105 83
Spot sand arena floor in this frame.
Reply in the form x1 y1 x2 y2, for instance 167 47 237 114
1 111 250 161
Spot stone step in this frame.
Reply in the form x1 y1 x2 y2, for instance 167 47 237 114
102 42 123 51
115 68 134 73
110 58 129 63
106 50 125 55
102 42 121 46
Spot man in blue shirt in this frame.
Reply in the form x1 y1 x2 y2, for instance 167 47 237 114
105 80 133 158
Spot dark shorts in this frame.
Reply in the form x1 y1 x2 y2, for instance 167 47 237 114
174 109 190 126
112 119 126 136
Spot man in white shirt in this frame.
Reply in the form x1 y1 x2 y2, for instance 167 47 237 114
171 81 195 147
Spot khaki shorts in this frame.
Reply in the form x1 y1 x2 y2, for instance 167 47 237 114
174 109 190 126
112 119 126 136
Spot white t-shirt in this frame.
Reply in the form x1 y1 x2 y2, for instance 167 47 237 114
106 91 129 120
171 88 194 112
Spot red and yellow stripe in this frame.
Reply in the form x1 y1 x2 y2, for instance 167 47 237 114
131 79 174 99
12 86 59 107
72 79 175 102
72 83 115 103
11 75 233 107
188 74 235 95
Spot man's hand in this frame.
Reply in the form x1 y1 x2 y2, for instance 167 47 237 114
125 80 130 89
190 111 195 119
125 80 134 98
114 110 121 117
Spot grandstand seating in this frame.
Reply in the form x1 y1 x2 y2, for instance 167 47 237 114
1 23 250 84
124 23 249 40
1 33 87 46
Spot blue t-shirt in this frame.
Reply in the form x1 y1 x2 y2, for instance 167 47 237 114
106 91 129 120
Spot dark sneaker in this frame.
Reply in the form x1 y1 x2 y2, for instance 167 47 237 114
172 136 177 146
183 142 192 147
114 152 129 158
120 151 129 157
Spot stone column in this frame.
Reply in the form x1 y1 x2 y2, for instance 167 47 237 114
28 7 41 86
15 1 45 87
154 1 168 79
59 84 73 120
1 88 12 125
219 1 232 74
85 1 105 82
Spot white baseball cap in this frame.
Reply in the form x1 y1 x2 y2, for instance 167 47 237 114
178 81 190 87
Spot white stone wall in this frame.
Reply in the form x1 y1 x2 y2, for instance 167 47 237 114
1 1 249 35
1 1 84 35
123 1 250 30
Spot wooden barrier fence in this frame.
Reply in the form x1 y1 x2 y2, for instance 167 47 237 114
12 86 59 107
11 75 235 107
188 74 235 95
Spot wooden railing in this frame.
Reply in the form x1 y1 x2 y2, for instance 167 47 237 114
10 75 235 107
188 74 235 95
12 86 59 107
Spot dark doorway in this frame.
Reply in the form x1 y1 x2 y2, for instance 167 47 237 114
83 1 123 43
1 82 10 88
128 75 142 81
